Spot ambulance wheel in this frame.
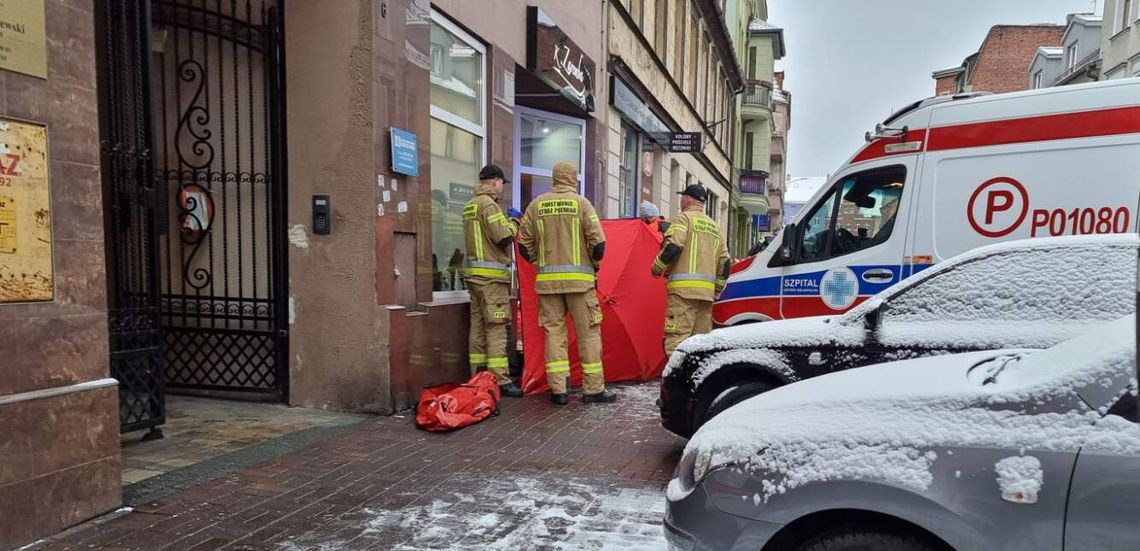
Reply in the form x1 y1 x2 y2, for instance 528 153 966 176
701 381 775 425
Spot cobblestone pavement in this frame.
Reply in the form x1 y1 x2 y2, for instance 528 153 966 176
36 383 685 550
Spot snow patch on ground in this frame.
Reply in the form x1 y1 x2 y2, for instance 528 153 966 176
995 455 1043 503
280 474 667 550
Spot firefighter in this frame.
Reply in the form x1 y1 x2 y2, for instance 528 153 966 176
652 184 732 357
463 164 524 397
517 160 617 405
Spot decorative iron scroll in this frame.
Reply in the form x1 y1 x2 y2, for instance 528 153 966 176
174 59 214 170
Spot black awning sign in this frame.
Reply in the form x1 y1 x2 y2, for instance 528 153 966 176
527 7 596 112
649 132 703 153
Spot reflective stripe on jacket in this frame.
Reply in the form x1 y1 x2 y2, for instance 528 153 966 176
653 204 731 301
463 184 515 284
517 161 605 295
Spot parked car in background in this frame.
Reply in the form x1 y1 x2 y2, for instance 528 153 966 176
665 315 1139 551
660 235 1137 438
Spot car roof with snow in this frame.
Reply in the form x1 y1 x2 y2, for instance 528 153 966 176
684 315 1138 500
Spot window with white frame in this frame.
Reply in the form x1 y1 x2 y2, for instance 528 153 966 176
1032 70 1043 89
1115 0 1134 34
1065 43 1078 69
430 11 486 294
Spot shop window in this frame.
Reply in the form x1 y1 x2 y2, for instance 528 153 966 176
430 11 486 295
515 107 585 212
619 123 640 217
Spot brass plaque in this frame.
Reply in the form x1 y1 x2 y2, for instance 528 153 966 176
0 117 52 303
0 0 47 79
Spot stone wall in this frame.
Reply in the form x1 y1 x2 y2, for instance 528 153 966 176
0 0 120 547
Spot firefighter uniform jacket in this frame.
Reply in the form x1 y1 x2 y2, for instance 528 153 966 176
652 204 731 302
462 182 516 285
517 161 606 295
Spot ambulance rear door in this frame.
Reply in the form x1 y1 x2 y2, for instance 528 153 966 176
777 155 918 319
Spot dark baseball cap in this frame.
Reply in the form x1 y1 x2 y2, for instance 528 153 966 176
678 184 707 202
479 164 510 183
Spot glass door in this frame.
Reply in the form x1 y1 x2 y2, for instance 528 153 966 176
513 107 586 212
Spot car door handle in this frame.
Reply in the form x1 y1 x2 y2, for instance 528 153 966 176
861 269 895 283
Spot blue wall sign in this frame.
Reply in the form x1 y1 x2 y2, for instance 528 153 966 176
752 214 770 231
390 127 419 176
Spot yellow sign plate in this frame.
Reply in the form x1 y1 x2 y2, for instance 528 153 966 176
0 0 47 79
0 117 52 303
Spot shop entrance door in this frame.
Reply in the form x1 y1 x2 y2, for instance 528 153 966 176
512 107 586 212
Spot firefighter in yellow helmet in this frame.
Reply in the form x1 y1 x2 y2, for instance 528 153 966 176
517 160 616 405
463 164 524 397
652 184 732 357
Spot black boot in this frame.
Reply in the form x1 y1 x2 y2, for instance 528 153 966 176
499 383 524 397
583 389 618 404
551 393 569 405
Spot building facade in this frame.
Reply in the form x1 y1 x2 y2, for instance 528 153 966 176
1101 0 1140 79
604 0 743 237
2 0 613 546
1054 13 1104 85
932 24 1065 95
726 0 787 257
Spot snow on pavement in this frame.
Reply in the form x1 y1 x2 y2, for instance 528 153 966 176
278 473 667 550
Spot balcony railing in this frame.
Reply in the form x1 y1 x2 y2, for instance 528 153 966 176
742 84 773 109
740 169 769 194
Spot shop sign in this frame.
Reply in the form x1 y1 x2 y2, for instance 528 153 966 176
527 7 595 112
390 127 419 176
752 213 770 231
0 1 46 79
0 117 52 303
649 132 703 153
611 76 669 136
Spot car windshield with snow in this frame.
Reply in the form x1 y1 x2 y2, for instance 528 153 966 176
664 314 1139 551
659 235 1138 438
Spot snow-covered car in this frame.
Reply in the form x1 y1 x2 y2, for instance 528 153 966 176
659 235 1138 438
664 315 1139 551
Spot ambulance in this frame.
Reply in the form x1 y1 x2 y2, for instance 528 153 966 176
715 78 1140 325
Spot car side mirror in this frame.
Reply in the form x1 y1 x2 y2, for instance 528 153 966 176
864 306 882 331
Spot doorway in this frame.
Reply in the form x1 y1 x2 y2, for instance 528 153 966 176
97 0 290 435
512 106 586 212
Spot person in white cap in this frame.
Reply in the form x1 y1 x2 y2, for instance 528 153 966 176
638 201 670 234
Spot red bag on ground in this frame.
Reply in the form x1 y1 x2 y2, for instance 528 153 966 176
415 371 501 432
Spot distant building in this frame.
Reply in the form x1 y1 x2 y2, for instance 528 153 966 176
1028 47 1064 88
1100 0 1140 79
783 176 828 225
726 0 790 256
933 24 1065 95
1054 13 1104 85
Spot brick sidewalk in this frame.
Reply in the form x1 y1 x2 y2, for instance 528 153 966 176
34 383 684 551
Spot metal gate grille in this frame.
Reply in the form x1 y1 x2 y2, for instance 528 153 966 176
153 0 288 398
97 0 166 434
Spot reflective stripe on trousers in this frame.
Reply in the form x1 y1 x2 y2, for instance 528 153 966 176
546 359 570 373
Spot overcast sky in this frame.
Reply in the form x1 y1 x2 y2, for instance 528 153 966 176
769 0 1097 178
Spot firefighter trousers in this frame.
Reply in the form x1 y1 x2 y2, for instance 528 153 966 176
663 295 713 358
468 282 512 386
537 291 605 395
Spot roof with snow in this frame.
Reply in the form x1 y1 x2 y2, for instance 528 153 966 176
748 18 786 58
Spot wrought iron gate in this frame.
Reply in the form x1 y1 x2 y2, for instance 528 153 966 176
98 0 166 435
152 0 289 399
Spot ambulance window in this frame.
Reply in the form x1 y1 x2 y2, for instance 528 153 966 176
797 187 839 262
795 165 906 263
834 166 906 256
